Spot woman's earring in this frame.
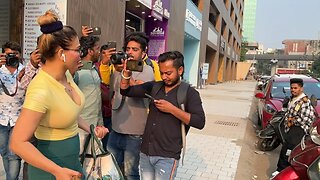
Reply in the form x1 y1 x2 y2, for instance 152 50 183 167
62 54 66 62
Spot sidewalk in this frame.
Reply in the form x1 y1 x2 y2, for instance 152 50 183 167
0 81 258 180
175 81 257 180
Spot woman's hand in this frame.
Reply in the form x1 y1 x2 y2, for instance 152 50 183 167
54 167 82 180
94 126 109 138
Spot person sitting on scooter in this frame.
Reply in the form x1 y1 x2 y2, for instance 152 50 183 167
272 78 316 177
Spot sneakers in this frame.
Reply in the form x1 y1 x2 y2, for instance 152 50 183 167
270 171 279 179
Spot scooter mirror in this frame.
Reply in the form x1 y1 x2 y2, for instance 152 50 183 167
255 92 265 99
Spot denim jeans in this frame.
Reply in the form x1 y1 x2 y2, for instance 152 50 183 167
140 153 179 180
0 125 21 180
101 116 112 150
107 131 141 180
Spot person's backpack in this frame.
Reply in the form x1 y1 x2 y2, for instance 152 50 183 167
145 58 154 72
150 81 190 165
94 62 113 117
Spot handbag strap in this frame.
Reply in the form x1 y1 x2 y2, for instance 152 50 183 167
80 134 91 165
88 124 125 179
89 125 106 159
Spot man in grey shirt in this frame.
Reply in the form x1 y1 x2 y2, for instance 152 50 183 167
108 33 154 180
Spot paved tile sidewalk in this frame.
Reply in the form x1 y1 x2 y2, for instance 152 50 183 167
176 134 241 180
175 81 257 180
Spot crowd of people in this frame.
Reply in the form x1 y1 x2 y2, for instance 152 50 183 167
0 10 206 180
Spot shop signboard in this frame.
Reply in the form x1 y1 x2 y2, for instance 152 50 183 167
145 20 168 60
23 0 67 59
137 0 152 9
151 0 163 21
202 63 209 80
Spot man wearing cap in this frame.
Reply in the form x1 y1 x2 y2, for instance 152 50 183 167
272 78 316 176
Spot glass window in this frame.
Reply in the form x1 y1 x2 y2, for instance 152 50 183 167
271 82 320 99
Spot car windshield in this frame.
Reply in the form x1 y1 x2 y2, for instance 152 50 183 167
271 81 320 99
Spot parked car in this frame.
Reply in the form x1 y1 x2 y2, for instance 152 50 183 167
257 75 271 91
255 74 320 128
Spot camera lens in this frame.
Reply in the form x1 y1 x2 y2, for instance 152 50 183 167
110 51 129 64
5 54 19 67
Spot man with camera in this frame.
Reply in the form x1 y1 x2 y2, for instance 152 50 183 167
125 32 161 82
107 33 155 180
0 41 26 180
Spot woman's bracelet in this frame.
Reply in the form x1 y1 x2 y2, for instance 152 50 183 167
121 70 131 80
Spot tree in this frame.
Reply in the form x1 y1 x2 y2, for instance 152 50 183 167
311 56 320 78
240 41 248 62
256 60 271 75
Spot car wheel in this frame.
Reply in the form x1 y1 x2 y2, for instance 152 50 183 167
257 138 281 151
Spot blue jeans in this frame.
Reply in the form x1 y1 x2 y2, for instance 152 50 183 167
101 116 112 150
107 131 141 180
140 153 179 180
0 125 21 180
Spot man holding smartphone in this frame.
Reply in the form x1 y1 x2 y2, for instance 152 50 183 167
107 33 154 180
125 32 161 81
119 51 206 180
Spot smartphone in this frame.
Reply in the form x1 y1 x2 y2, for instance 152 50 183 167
107 41 117 49
91 27 101 35
145 93 156 101
126 60 143 72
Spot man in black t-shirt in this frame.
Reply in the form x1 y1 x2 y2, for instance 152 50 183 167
120 51 206 180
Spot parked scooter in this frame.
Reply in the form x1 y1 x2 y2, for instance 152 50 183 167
272 123 320 180
272 95 319 180
257 111 285 151
257 90 290 151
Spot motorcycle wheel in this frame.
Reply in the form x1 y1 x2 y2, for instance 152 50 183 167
257 138 281 151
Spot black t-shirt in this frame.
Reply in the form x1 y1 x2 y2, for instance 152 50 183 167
120 81 205 160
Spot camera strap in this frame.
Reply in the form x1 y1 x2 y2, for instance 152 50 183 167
0 79 18 97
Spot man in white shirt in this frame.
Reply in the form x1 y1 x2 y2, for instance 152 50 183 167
0 41 25 180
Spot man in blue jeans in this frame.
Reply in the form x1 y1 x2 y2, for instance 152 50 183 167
120 51 206 179
0 42 26 180
108 33 154 180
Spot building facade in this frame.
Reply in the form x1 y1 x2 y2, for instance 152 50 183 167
282 39 319 70
195 0 244 84
5 0 243 87
242 0 257 42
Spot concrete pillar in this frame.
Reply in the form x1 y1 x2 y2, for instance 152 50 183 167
227 59 232 81
232 61 237 80
218 55 225 82
233 62 237 80
211 52 219 83
207 50 219 84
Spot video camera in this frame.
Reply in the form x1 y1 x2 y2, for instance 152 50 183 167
110 51 129 65
5 53 19 67
110 52 143 72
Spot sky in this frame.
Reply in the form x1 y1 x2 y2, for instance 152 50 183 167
255 0 320 49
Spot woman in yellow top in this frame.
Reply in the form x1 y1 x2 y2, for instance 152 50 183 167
10 10 108 180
